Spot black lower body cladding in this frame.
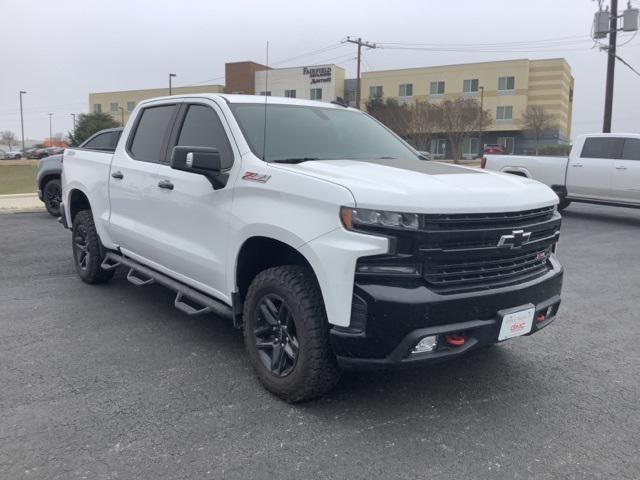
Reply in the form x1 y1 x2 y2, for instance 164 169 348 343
330 258 563 368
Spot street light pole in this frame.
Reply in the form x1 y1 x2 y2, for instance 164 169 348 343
19 91 26 153
169 73 176 95
48 113 53 146
478 86 485 157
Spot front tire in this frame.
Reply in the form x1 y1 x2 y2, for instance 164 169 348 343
43 178 62 217
72 210 114 284
243 265 341 403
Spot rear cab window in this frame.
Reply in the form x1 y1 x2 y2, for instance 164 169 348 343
580 137 624 159
82 131 122 152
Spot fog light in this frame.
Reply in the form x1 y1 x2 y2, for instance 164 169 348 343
412 335 437 354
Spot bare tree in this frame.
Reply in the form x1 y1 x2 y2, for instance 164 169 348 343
1 130 17 150
365 98 412 139
409 101 441 151
522 105 557 155
438 98 493 162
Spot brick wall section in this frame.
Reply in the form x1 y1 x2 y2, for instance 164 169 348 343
224 61 269 94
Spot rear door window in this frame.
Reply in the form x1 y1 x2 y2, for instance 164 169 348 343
175 104 234 169
82 131 122 151
621 138 640 160
580 137 624 159
129 105 176 161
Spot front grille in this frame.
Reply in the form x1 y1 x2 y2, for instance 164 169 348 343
424 248 551 294
355 206 561 295
419 206 561 294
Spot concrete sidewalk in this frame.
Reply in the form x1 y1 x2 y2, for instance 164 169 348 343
0 193 45 214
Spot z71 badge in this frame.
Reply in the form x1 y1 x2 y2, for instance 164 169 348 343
242 172 271 183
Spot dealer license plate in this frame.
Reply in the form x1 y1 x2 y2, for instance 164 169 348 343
498 306 535 341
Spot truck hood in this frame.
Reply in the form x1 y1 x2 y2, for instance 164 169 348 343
271 159 558 213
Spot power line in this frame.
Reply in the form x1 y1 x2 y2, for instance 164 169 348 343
615 53 640 77
180 42 346 87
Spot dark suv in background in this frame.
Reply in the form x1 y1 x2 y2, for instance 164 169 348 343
36 128 123 216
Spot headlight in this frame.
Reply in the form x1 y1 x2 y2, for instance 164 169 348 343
340 207 419 231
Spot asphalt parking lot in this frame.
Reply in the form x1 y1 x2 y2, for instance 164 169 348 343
1 205 639 479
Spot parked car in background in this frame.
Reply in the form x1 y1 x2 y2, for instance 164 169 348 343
48 147 65 155
3 150 23 159
483 144 506 155
482 133 640 210
36 128 122 216
28 148 51 159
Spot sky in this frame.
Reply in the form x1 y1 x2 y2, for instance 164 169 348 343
0 0 638 142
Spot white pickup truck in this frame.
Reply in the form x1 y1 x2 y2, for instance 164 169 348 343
61 94 564 402
483 133 640 210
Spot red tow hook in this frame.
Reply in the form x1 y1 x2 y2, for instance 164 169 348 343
444 334 465 347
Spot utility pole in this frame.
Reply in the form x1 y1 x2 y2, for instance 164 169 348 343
19 91 26 153
71 113 76 131
603 0 618 133
169 73 176 95
48 113 53 146
118 106 125 126
345 37 377 109
478 86 485 157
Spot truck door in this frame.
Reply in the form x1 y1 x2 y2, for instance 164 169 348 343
566 137 622 200
108 103 179 262
612 138 640 204
146 101 237 301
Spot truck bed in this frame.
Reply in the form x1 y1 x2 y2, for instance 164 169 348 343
484 154 568 187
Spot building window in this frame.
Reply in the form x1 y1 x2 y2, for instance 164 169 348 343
93 104 102 113
399 83 413 97
127 101 135 112
369 85 383 99
310 88 322 101
496 106 513 121
463 79 479 93
498 76 515 92
259 91 271 96
497 137 515 154
430 81 445 96
462 137 480 156
110 102 118 113
430 138 447 157
284 89 296 98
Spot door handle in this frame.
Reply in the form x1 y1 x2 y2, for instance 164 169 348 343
158 179 174 190
111 170 124 179
571 164 583 168
616 166 628 170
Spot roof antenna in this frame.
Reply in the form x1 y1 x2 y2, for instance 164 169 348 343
262 41 269 161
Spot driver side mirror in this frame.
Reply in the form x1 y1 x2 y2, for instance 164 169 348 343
170 146 228 189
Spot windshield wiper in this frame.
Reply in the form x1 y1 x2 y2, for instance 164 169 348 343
270 157 320 164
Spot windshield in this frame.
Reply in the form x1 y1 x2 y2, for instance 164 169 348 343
229 103 420 162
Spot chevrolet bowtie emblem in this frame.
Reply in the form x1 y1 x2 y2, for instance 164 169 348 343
497 229 532 249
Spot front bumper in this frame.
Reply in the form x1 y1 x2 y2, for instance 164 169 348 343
331 256 563 369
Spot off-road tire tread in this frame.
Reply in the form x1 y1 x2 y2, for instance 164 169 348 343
72 210 114 284
243 265 341 403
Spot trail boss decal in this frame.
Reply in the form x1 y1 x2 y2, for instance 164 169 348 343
242 172 271 183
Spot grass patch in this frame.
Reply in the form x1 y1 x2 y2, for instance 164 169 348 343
0 163 38 195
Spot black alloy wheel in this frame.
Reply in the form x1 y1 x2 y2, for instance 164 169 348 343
73 224 90 272
253 293 300 377
43 179 62 216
